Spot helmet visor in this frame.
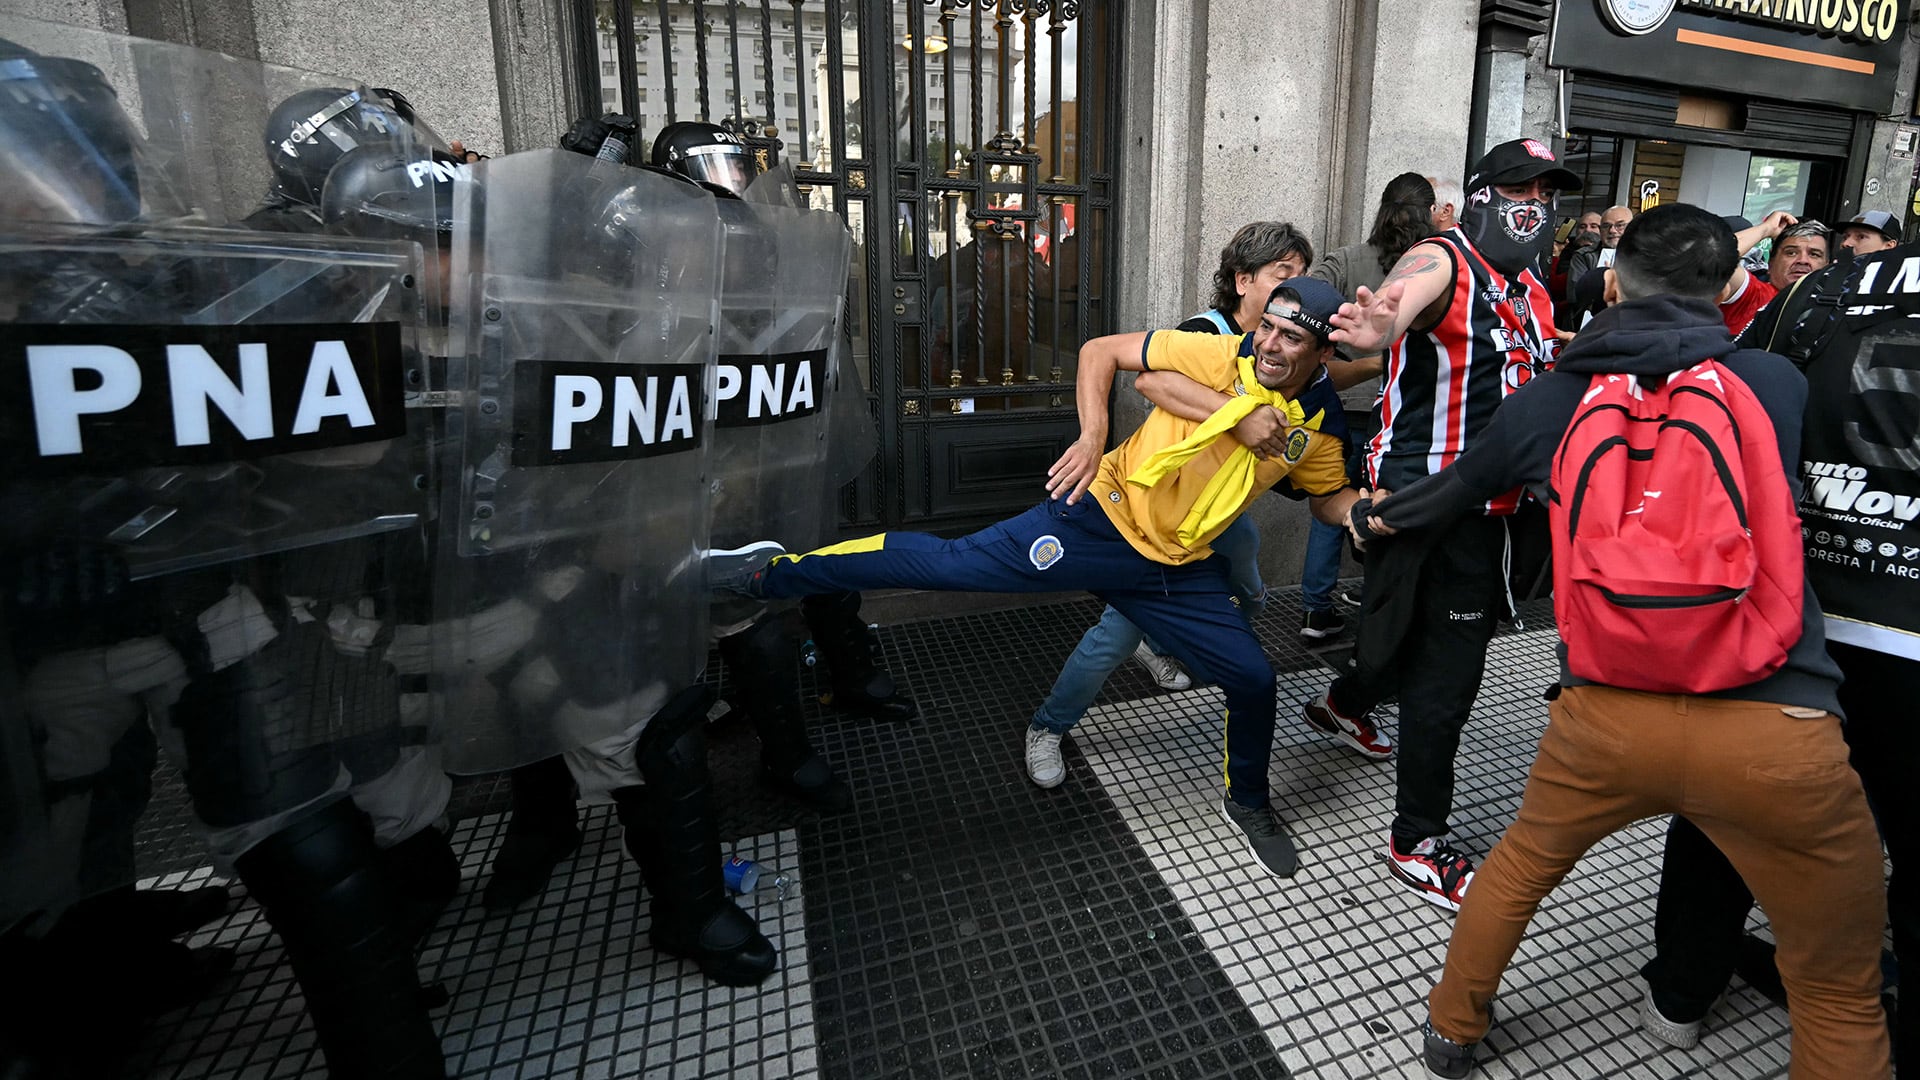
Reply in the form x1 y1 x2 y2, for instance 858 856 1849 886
0 54 154 224
679 144 756 196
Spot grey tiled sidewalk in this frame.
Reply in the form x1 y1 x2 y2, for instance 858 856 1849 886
118 589 1812 1078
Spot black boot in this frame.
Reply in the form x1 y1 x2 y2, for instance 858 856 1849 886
802 592 917 721
718 619 853 813
379 825 462 941
234 799 445 1079
615 685 778 988
481 756 583 913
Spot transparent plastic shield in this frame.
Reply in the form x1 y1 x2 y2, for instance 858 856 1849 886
0 14 443 232
428 150 721 773
0 20 439 930
709 199 855 551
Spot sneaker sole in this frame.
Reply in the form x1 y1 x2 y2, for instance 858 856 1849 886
707 540 788 558
1150 678 1193 691
1220 803 1301 879
1298 627 1343 640
1028 766 1066 789
1384 856 1464 913
1639 984 1705 1050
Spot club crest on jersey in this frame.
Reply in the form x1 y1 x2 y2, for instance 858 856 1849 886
1029 534 1065 570
1500 201 1546 242
1283 429 1310 463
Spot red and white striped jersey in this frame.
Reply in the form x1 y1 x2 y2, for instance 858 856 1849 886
1366 230 1559 515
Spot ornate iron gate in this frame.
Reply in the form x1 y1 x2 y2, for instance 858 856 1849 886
584 1 1121 532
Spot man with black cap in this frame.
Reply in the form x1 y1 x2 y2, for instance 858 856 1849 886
710 279 1368 880
1838 210 1904 259
1301 138 1576 914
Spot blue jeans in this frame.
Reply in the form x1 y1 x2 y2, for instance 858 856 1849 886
1299 517 1343 613
1031 513 1265 737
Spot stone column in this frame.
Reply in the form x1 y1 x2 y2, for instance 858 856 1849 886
1466 0 1551 166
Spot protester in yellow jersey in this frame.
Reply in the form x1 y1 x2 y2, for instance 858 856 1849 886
710 279 1368 879
1093 331 1350 564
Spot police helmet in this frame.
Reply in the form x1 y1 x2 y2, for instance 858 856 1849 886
321 145 461 246
264 86 419 208
0 39 144 224
651 121 756 196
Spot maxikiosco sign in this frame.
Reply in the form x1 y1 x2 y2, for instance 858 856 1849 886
1553 0 1901 113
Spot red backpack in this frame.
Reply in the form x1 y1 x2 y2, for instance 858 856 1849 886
1548 362 1804 694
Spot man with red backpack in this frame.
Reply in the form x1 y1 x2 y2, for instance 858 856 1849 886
1341 204 1889 1079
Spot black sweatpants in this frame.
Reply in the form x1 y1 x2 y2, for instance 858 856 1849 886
1644 641 1915 1071
1327 513 1507 847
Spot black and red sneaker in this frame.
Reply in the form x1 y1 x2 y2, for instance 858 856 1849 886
1386 833 1475 913
1302 691 1393 760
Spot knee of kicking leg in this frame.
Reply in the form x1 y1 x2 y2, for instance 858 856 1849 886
1216 659 1276 700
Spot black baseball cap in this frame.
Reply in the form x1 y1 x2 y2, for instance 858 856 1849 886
1465 138 1583 195
1842 210 1903 243
1264 277 1345 343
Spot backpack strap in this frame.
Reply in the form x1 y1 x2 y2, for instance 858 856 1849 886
1773 258 1868 363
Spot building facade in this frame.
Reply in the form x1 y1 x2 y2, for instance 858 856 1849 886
18 0 1920 587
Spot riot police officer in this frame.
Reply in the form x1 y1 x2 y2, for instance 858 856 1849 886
473 118 911 931
1 36 448 1078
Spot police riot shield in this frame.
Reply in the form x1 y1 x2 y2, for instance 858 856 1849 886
740 167 878 500
0 20 438 929
426 149 722 773
709 199 856 552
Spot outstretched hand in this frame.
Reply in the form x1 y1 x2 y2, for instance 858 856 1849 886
1047 436 1103 505
1330 281 1406 355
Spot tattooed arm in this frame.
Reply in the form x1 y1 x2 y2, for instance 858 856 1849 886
1328 241 1454 355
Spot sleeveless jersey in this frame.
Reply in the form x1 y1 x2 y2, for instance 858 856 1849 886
1367 230 1558 514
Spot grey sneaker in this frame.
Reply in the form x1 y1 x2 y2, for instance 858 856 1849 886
705 541 785 597
1220 798 1299 878
1025 728 1065 788
1421 1019 1475 1079
1132 641 1191 690
1640 981 1705 1050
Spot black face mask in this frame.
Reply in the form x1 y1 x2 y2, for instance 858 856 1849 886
1459 185 1556 277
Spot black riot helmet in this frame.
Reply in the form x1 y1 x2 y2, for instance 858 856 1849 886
0 39 145 224
651 121 756 196
264 86 418 208
321 145 462 247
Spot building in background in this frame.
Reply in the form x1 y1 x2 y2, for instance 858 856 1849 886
18 0 1920 590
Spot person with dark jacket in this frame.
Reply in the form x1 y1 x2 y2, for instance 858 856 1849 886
1636 232 1920 1072
1344 204 1889 1079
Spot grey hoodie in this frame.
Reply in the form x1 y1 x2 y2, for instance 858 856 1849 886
1368 294 1843 714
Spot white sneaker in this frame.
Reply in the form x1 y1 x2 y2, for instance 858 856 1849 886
1132 642 1191 691
1025 728 1065 788
1639 982 1707 1050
